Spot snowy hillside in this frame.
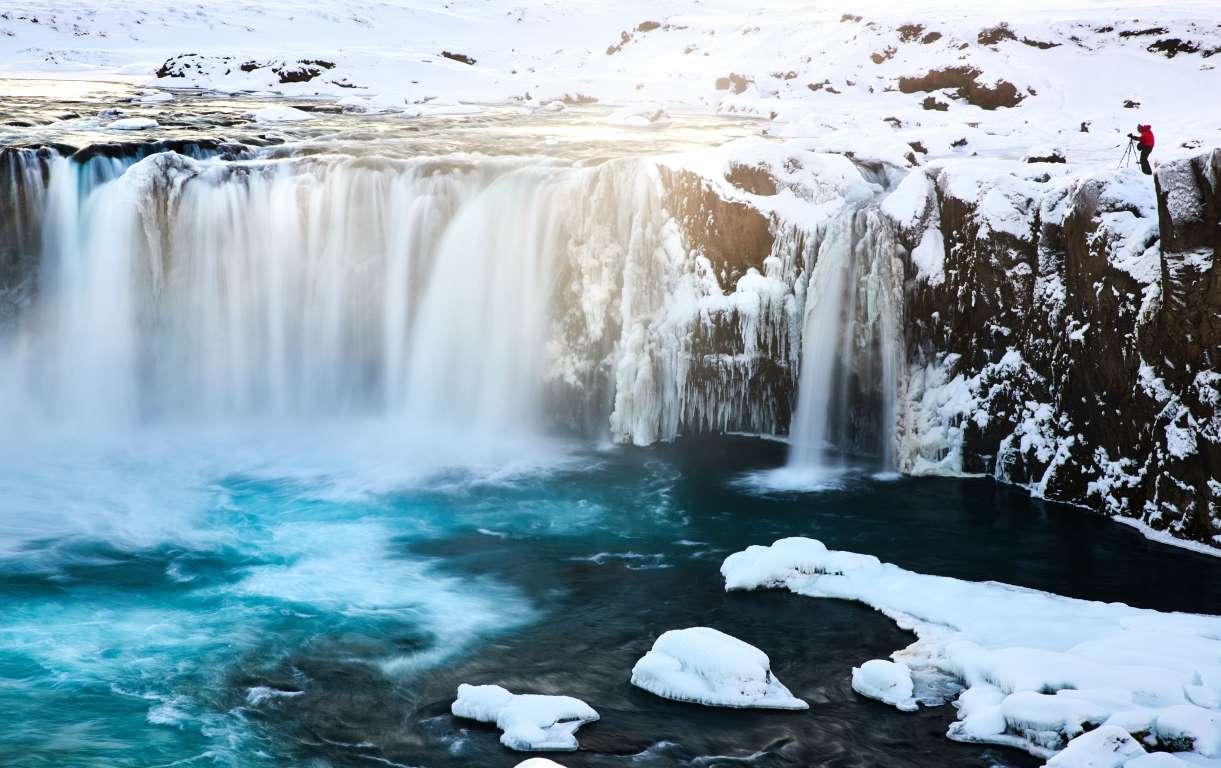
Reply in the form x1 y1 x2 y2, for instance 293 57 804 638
3 1 1221 167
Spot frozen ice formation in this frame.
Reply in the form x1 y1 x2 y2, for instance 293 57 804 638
851 659 917 711
630 627 808 710
722 537 1221 762
451 683 599 752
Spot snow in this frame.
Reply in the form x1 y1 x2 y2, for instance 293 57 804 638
106 116 157 130
514 761 568 768
243 106 312 123
910 227 946 285
451 684 599 752
851 659 917 711
630 627 807 710
3 0 1219 171
721 537 1221 762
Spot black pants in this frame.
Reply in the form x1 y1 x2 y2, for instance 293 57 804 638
1138 145 1152 175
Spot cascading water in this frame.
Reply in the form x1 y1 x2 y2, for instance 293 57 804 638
786 204 904 476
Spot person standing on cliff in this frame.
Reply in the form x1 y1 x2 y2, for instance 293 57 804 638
1127 124 1155 175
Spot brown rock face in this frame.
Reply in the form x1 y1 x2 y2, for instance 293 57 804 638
659 168 799 435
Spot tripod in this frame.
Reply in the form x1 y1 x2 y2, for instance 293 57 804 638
1118 138 1135 169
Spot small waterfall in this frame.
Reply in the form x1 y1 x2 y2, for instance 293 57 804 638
787 205 904 474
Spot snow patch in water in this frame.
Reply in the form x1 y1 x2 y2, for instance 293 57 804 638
722 537 1221 762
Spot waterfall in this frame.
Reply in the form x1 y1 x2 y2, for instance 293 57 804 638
0 146 798 449
0 142 903 459
786 204 904 474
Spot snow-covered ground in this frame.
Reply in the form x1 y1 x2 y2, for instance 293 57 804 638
2 0 1220 171
722 537 1221 765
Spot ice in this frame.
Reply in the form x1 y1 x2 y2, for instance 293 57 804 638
1046 726 1146 768
451 684 599 752
630 627 807 710
721 537 1221 762
851 659 917 711
106 117 158 130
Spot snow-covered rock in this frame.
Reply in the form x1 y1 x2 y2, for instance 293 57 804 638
722 537 1221 762
851 659 916 711
514 761 567 768
243 106 312 123
106 117 158 130
1154 705 1221 757
630 627 807 710
451 684 599 752
1045 726 1145 768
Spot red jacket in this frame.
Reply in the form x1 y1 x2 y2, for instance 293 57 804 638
1137 125 1154 149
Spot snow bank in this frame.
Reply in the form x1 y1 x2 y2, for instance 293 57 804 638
106 117 158 130
721 537 1221 762
630 627 807 710
451 684 599 751
851 659 917 711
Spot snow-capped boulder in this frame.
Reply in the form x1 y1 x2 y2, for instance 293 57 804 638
243 106 312 123
851 659 916 711
107 117 158 131
451 684 599 752
514 761 567 768
1023 144 1067 163
630 627 807 710
607 104 672 128
1045 725 1146 767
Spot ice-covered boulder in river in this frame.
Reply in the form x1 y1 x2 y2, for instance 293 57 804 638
106 117 158 130
851 659 917 711
451 683 599 751
630 627 807 710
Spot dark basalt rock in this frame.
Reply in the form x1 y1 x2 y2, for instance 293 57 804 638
900 150 1220 547
440 51 476 66
900 66 1025 109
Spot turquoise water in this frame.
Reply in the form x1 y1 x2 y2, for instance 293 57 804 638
2 429 1218 768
